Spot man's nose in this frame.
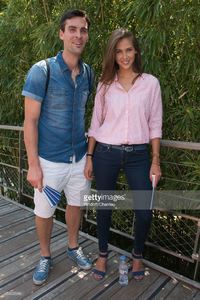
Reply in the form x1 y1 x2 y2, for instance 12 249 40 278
75 30 81 38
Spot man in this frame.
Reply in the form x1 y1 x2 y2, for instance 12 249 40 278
22 9 93 285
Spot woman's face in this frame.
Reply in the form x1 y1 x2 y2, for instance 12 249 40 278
115 37 137 71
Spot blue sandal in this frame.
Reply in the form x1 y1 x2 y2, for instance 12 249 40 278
132 251 145 281
92 252 108 281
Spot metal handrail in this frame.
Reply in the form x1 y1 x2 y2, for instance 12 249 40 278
0 124 200 280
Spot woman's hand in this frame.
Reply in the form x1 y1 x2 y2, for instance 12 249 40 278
149 163 161 187
84 157 94 180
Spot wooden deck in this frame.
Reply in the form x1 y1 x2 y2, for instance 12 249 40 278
0 196 200 300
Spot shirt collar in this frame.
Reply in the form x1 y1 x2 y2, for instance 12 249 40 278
114 73 145 90
56 51 84 74
114 73 144 81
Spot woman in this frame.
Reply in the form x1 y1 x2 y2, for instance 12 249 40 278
84 28 162 281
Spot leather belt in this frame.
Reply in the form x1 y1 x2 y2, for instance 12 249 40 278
98 142 147 152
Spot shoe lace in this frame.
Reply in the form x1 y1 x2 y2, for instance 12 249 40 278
76 247 86 260
38 259 49 272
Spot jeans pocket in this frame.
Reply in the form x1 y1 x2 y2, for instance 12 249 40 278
95 144 110 153
134 148 148 155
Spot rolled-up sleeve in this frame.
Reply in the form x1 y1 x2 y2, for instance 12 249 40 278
88 83 105 139
22 63 46 102
149 79 163 139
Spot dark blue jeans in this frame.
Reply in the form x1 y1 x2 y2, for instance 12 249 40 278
93 143 152 255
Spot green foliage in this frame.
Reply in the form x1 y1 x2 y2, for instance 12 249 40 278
0 0 200 183
0 1 200 278
0 0 199 139
124 0 200 142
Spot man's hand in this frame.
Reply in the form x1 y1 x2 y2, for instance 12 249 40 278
27 163 43 192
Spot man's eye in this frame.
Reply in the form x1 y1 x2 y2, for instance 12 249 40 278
81 28 88 34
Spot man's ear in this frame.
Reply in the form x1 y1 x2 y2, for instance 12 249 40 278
59 29 64 41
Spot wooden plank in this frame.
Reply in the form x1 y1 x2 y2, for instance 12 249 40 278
0 204 21 216
0 197 10 205
165 282 199 299
0 201 12 207
0 218 35 242
0 232 67 284
1 227 45 256
152 277 178 299
0 236 88 290
193 291 200 299
24 245 112 300
0 216 34 239
105 267 162 300
1 241 96 300
0 226 65 263
1 197 200 300
49 252 118 300
136 274 169 300
81 254 121 300
0 211 33 229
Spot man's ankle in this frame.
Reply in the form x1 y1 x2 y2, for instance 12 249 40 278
68 246 79 251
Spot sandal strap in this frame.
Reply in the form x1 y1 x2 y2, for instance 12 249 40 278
132 250 143 260
132 270 145 276
99 252 108 258
92 268 106 277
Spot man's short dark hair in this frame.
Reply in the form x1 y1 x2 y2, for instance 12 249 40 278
60 9 90 32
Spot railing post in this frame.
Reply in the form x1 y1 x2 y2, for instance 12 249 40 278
193 220 200 280
18 130 23 203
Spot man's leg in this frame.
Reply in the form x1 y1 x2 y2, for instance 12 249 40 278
35 215 53 256
33 188 55 285
65 205 80 248
32 156 61 285
64 155 92 270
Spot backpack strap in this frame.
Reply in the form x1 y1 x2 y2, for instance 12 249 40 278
85 64 93 95
44 59 50 95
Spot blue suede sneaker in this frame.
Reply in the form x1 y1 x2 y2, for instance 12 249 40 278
33 256 52 285
67 247 92 270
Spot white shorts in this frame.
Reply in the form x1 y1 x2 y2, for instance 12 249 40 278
34 155 90 218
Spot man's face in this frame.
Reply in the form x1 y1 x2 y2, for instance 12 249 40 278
59 17 89 56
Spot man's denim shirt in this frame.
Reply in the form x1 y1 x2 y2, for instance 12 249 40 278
22 51 93 163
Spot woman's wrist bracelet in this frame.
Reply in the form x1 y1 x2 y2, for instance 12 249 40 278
86 153 93 158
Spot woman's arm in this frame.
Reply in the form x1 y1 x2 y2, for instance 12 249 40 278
84 137 96 180
149 137 161 187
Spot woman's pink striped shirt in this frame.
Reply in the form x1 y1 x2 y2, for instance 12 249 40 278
88 73 162 145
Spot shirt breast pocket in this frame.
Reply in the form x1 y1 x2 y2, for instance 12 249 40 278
45 88 70 109
79 90 89 109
